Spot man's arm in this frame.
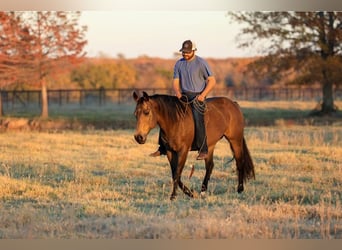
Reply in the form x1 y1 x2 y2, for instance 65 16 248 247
173 78 182 99
198 76 216 101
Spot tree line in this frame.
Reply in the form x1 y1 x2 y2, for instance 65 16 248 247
1 11 341 118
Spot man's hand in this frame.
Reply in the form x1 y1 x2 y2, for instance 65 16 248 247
197 94 205 102
176 92 182 99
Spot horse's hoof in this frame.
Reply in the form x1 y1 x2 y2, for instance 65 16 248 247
200 191 206 198
170 195 177 201
192 191 199 198
237 185 244 193
189 189 198 198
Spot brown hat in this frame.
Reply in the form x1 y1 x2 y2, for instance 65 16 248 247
179 40 197 53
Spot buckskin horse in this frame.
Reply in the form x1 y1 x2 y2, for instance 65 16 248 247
133 91 255 200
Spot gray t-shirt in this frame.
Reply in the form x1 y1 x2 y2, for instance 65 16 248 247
173 55 213 93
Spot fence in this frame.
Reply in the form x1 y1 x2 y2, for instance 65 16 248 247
2 86 342 109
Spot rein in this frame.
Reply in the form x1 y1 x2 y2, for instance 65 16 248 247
178 94 207 115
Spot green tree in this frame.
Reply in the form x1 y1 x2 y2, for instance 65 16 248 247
71 62 109 89
71 61 137 89
228 11 342 114
111 62 137 88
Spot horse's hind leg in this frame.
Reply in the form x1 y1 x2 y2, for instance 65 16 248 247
201 150 214 196
228 139 245 193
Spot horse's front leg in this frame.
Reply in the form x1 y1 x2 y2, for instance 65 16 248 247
168 149 193 200
176 150 195 198
167 151 178 200
201 150 214 197
178 181 194 198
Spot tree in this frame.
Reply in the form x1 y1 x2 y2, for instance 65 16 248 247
228 11 342 115
71 62 110 89
29 11 87 118
70 60 137 89
0 12 27 116
1 11 87 118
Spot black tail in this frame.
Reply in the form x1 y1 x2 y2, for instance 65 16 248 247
242 137 255 182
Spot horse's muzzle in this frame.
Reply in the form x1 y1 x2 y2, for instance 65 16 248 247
134 134 146 144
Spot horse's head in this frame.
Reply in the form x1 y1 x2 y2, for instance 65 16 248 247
133 91 158 144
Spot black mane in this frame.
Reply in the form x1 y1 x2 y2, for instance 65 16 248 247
150 94 189 123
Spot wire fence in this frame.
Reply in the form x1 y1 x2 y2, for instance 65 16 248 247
2 86 342 110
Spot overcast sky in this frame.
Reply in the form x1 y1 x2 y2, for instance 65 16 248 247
79 11 253 59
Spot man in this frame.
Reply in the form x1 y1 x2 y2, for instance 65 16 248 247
150 40 216 160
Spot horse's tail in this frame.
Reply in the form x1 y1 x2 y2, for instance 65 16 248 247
242 137 255 182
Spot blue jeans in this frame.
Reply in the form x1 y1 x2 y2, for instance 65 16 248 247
183 92 208 153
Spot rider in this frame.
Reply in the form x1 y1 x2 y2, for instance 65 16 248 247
150 40 216 160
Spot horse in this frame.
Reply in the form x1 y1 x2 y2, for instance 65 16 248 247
133 91 255 200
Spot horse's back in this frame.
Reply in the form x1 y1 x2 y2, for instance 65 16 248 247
205 96 245 140
207 96 243 119
207 96 238 105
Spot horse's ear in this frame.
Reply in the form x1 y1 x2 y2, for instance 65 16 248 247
133 91 139 102
142 91 149 101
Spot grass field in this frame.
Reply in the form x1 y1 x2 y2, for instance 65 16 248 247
0 101 341 239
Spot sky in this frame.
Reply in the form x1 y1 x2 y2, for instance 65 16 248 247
3 1 336 59
78 11 253 59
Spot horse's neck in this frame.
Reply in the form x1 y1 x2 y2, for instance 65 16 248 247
156 103 192 134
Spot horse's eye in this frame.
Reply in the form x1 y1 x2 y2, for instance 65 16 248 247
143 110 150 115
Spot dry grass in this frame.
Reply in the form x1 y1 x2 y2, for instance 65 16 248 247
0 122 341 239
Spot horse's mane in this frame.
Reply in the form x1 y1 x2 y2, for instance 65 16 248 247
150 94 188 123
